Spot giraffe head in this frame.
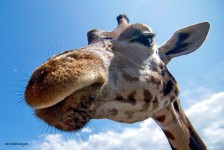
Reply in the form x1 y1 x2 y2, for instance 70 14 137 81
25 15 209 131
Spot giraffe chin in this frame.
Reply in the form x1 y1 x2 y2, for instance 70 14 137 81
34 88 96 132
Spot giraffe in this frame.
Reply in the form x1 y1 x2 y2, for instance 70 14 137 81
25 14 210 150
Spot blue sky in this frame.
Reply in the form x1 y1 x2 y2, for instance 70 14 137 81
0 0 224 149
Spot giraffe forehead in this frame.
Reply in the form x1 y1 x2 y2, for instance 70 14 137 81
123 23 153 34
113 23 153 41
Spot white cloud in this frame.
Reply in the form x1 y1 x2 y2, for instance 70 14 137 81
81 127 92 133
30 92 224 150
180 86 214 108
31 120 169 150
186 92 224 150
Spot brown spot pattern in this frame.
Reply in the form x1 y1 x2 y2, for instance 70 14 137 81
163 130 175 140
163 80 173 96
127 91 136 105
145 75 162 85
152 66 159 72
155 115 166 122
141 90 153 111
115 96 125 101
125 111 134 119
122 72 138 82
188 124 206 150
115 91 136 105
143 90 153 103
153 97 159 109
109 108 118 116
173 100 180 113
170 96 176 102
106 44 113 51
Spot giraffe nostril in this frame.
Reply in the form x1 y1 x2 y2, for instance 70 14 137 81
38 69 48 82
40 69 45 74
26 68 48 88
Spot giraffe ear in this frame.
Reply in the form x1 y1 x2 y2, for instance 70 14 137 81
87 29 105 44
87 29 117 44
159 22 210 64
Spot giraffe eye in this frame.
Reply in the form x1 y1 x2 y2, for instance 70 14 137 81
131 32 155 47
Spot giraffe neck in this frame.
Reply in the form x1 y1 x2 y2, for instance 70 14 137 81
152 99 206 150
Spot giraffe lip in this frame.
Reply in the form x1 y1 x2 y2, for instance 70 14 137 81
26 86 78 110
48 89 80 108
35 90 95 132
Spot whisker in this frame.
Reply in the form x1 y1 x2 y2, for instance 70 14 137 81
88 121 99 133
77 129 84 142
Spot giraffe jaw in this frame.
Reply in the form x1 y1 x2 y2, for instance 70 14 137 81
33 87 97 131
24 46 107 131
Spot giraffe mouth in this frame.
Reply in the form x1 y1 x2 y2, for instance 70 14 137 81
33 87 96 131
24 50 105 131
24 67 86 109
25 49 105 110
24 65 99 131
